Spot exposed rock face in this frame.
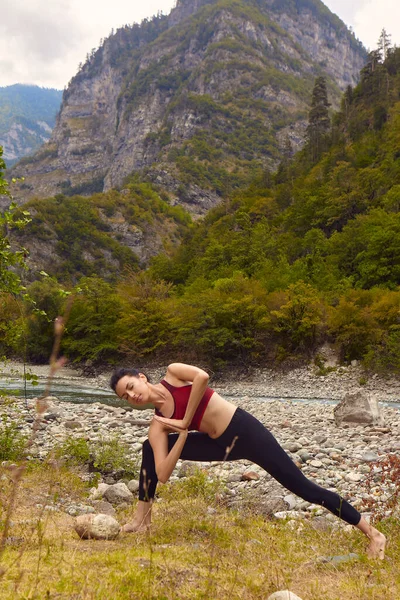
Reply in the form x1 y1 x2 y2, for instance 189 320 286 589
0 120 52 166
334 391 385 427
10 0 366 211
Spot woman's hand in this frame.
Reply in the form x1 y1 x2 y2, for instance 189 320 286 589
153 415 188 433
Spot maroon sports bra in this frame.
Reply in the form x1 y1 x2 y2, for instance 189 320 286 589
155 380 214 430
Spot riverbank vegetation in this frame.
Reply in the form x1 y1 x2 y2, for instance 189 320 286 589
1 46 400 375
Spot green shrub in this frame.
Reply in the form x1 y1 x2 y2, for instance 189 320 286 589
159 468 224 502
91 436 138 477
0 410 27 461
55 437 91 465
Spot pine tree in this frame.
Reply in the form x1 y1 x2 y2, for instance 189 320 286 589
377 28 392 61
306 76 331 163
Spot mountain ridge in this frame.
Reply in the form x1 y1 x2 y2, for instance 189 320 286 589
0 84 62 167
9 0 366 212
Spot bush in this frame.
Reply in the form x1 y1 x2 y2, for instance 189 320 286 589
0 411 27 461
91 436 138 477
55 437 91 465
158 468 223 503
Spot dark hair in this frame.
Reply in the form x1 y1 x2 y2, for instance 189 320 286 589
110 367 151 392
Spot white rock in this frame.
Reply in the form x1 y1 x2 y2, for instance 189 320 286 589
345 472 364 483
89 483 110 501
334 392 385 427
103 482 134 505
283 494 297 510
75 513 120 540
267 591 303 600
127 480 139 493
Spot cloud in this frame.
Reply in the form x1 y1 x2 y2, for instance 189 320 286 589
323 0 363 29
0 0 85 87
0 0 176 89
1 1 83 60
353 0 400 51
1 0 398 90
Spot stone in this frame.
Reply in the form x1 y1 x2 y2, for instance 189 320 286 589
287 442 302 452
345 472 363 483
313 434 327 444
241 471 260 481
298 451 311 462
254 496 288 516
333 392 385 427
283 494 297 510
89 483 110 501
178 461 199 477
267 591 303 600
75 513 120 540
66 504 95 516
64 420 82 430
273 511 303 520
93 501 116 517
316 553 359 565
103 482 134 505
361 451 379 463
127 480 139 493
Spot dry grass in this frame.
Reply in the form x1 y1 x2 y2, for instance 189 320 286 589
1 463 399 600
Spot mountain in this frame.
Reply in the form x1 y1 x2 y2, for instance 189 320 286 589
0 85 62 167
3 37 399 371
10 0 366 213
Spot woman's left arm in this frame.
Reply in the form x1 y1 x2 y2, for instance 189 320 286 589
155 363 209 430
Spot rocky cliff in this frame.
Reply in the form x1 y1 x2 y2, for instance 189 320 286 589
10 0 366 214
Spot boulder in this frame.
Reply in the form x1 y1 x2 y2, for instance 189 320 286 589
333 392 384 427
103 482 134 505
93 501 116 517
267 592 303 600
75 513 120 540
89 483 110 501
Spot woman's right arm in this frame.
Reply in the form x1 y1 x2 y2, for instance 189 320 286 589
148 419 188 484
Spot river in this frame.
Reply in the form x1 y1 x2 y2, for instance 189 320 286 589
1 375 399 410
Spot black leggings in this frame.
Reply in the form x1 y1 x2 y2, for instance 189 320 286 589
139 407 361 526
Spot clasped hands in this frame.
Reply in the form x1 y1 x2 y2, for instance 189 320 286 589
153 415 189 434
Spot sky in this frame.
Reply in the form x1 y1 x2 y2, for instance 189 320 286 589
0 0 399 90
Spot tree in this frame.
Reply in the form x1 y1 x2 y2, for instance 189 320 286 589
305 76 331 163
0 146 30 294
377 28 392 62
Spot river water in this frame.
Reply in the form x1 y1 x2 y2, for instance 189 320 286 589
1 376 399 410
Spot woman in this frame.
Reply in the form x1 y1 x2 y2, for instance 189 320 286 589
111 362 386 559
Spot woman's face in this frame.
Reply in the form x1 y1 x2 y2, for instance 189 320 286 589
115 374 151 409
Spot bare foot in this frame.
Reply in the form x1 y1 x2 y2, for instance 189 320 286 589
367 530 386 560
121 521 150 534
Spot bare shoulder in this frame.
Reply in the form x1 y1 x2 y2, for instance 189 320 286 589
148 418 165 442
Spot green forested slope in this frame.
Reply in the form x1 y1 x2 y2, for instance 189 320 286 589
0 85 62 131
1 48 399 372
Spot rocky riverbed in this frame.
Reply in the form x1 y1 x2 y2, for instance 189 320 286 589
2 370 400 526
3 358 400 404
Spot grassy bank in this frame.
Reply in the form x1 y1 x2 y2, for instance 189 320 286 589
0 463 399 600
